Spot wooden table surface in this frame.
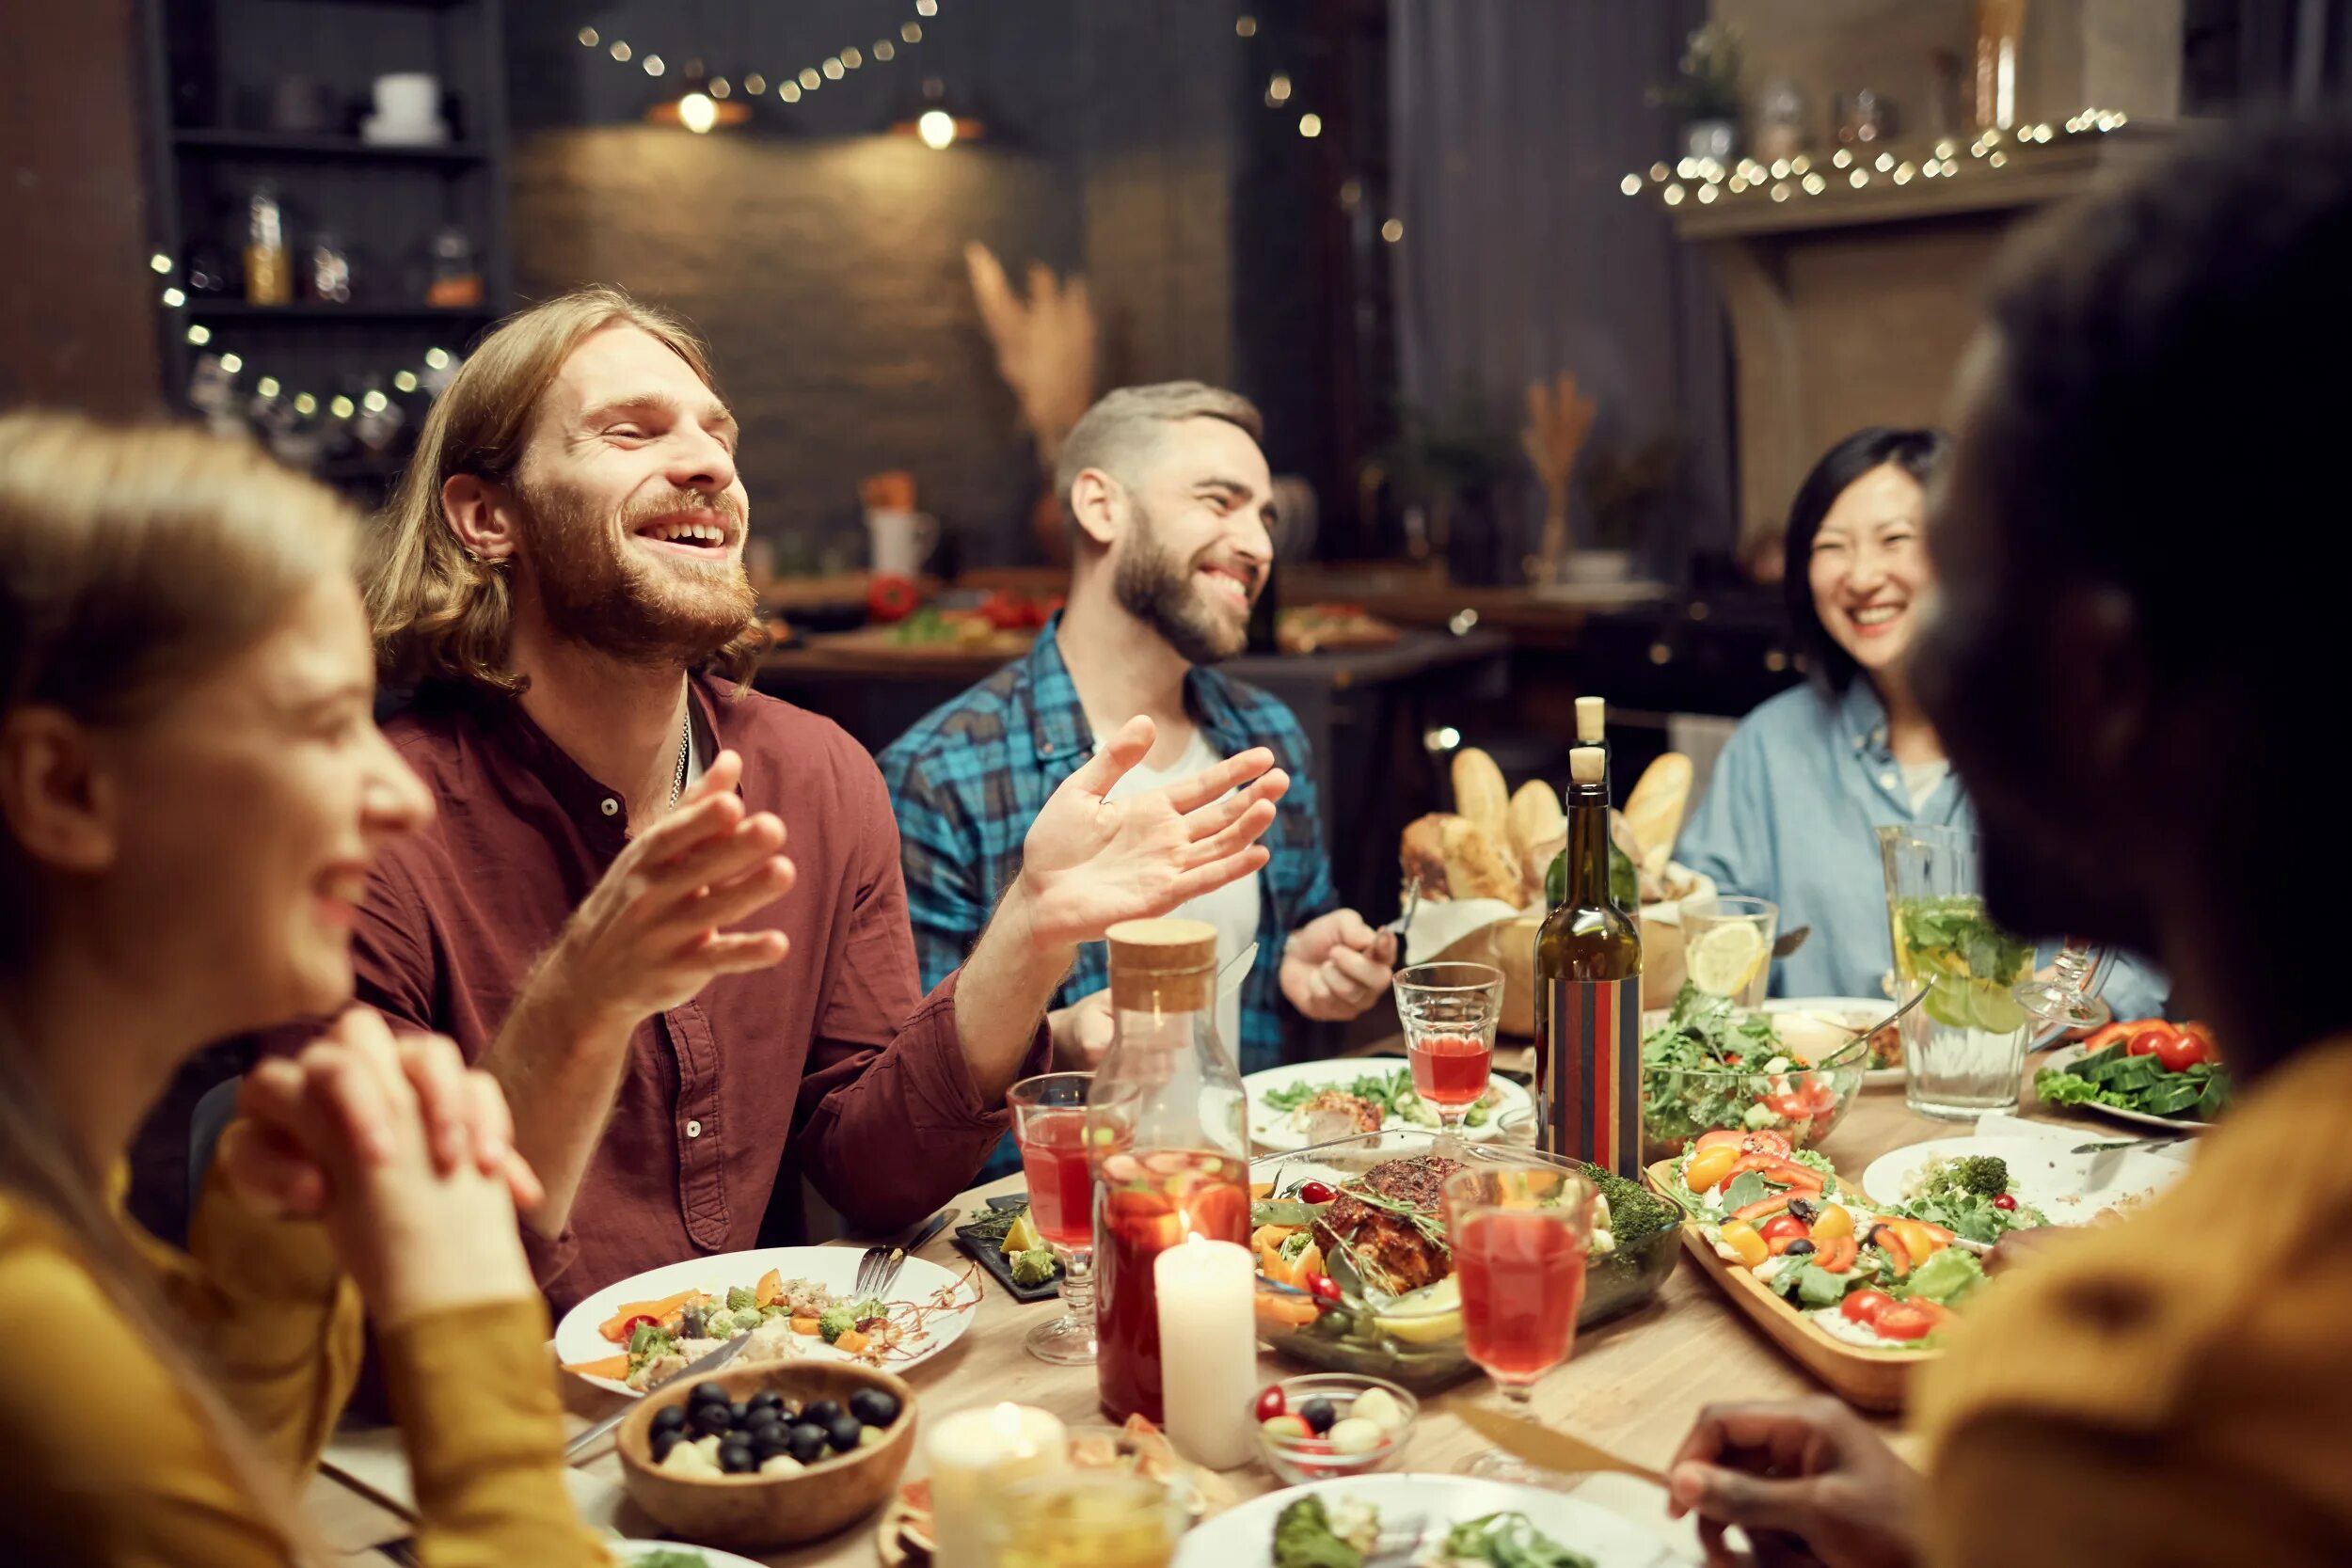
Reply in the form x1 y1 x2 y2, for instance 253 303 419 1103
306 1065 2124 1565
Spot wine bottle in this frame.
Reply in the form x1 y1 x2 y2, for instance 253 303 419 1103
1534 744 1645 1175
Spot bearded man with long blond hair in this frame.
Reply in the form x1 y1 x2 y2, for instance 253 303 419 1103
312 286 1286 1308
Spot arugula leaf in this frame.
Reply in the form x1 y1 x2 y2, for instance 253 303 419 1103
1438 1512 1598 1568
1722 1170 1769 1212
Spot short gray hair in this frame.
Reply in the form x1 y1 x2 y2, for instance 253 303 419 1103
1055 381 1263 526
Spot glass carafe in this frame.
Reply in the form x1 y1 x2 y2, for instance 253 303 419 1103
1878 824 2036 1117
1087 918 1249 1425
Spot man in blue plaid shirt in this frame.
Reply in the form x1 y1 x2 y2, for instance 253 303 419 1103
881 385 1396 1155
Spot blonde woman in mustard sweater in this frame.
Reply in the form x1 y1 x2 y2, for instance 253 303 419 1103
0 412 611 1565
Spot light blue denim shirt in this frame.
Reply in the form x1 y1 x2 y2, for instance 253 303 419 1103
1676 679 2169 1018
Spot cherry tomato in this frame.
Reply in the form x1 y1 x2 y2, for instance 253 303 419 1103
1254 1386 1287 1422
866 572 920 624
1683 1145 1740 1193
1841 1290 1896 1326
617 1315 660 1339
1307 1274 1343 1307
979 591 1029 630
1871 1301 1946 1341
1808 1203 1854 1243
1743 1129 1795 1159
2153 1030 2211 1073
2182 1021 2218 1052
1717 1219 1770 1268
1759 1214 1809 1246
2126 1024 2178 1057
1993 1193 2016 1212
1295 1180 1338 1206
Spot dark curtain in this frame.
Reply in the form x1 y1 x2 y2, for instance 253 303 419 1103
1387 0 1734 574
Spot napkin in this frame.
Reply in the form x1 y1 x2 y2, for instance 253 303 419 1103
1972 1109 2196 1168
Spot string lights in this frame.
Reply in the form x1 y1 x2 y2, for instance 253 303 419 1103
1618 108 2128 212
577 2 934 121
144 249 462 426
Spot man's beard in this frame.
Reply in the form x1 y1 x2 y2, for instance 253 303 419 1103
514 479 756 668
1112 499 1253 666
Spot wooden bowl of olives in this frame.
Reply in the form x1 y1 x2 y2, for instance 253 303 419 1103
616 1360 917 1550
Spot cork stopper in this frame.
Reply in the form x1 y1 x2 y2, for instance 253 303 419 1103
1568 746 1606 785
1107 917 1217 1009
1575 696 1606 744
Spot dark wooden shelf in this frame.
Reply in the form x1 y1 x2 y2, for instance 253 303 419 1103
172 129 491 165
185 300 494 323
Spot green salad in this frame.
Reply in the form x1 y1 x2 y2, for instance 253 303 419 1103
2036 1041 2231 1120
1274 1497 1596 1568
1263 1066 1496 1131
1887 1154 2046 1244
1641 986 1859 1152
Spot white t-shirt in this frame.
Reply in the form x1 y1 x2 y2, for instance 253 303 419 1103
1899 757 1950 813
1103 725 1263 1053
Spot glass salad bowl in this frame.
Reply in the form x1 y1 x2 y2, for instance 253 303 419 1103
1248 1130 1680 1392
1639 990 1871 1160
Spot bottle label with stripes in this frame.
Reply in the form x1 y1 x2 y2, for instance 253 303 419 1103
1539 977 1643 1178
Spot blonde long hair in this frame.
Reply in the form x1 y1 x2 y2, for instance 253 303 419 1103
0 411 350 1561
367 284 764 692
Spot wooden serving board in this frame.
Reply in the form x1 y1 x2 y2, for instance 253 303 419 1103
1643 1159 1927 1413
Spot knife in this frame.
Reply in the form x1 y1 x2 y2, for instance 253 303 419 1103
1217 942 1259 1002
563 1331 751 1460
1453 1402 1666 1486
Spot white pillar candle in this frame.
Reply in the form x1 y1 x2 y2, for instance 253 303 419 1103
926 1402 1069 1568
1152 1236 1258 1470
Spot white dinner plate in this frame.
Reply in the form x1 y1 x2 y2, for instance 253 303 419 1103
1860 1133 2185 1224
2038 1043 2218 1132
1762 996 1904 1087
1244 1056 1534 1151
553 1245 977 1397
612 1541 768 1568
1172 1474 1691 1568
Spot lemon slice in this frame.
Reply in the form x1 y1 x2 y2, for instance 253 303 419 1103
1373 1276 1462 1345
1686 921 1767 997
1000 1212 1041 1257
1922 975 1975 1031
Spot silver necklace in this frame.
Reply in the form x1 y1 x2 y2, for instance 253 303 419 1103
668 710 691 810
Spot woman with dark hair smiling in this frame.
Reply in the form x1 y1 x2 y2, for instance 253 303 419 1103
1676 427 2165 1014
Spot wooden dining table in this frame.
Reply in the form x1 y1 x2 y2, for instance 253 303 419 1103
301 1054 2137 1565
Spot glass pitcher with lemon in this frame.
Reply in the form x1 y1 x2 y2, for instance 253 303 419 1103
1878 824 2035 1117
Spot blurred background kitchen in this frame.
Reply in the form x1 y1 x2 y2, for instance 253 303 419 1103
3 0 2343 927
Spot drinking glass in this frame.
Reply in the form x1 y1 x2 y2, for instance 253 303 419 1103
1442 1159 1598 1485
2013 936 2112 1034
1393 961 1503 1145
1008 1072 1100 1365
982 1470 1183 1568
1878 825 2035 1117
1679 895 1779 1006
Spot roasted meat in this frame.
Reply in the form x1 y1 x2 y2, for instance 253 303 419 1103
1313 1154 1463 1295
1295 1089 1385 1143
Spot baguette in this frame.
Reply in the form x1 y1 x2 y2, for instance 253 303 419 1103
1623 752 1693 863
1401 813 1455 898
1440 816 1525 905
1506 780 1566 893
1451 747 1512 851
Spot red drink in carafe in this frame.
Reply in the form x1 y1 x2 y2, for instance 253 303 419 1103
1093 1148 1250 1424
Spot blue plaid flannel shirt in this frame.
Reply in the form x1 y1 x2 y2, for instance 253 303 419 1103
878 613 1340 1083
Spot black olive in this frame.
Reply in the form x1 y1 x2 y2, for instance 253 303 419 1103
825 1413 865 1452
752 1424 796 1459
691 1401 736 1437
786 1422 829 1464
689 1381 731 1409
728 1400 753 1428
1297 1397 1338 1435
1787 1196 1817 1222
802 1399 844 1427
745 1415 787 1448
849 1388 900 1429
719 1441 758 1474
651 1404 689 1436
650 1428 683 1463
1785 1238 1817 1255
748 1389 786 1416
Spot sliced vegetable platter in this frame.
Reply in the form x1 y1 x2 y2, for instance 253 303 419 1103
2036 1018 2230 1130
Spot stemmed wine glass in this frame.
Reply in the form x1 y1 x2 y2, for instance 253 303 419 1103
1441 1158 1597 1485
1394 962 1503 1149
2012 937 2110 1033
1008 1072 1100 1365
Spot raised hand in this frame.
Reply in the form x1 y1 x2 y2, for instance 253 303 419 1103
547 749 795 1028
1279 908 1398 1022
1017 717 1288 950
1666 1398 1922 1568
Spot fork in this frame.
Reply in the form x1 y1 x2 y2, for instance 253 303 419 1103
1381 879 1423 941
857 1208 957 1298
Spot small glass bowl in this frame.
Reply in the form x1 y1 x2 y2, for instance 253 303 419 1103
1249 1371 1419 1485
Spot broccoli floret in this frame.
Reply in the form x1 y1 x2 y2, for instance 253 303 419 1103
626 1322 673 1358
700 1308 739 1338
817 1306 857 1343
1009 1247 1057 1287
1934 1155 2010 1198
1273 1497 1365 1568
726 1285 758 1313
1590 1167 1677 1255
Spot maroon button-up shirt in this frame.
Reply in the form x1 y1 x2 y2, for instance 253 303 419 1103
346 675 1041 1312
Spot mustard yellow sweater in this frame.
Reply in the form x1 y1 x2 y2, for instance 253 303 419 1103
0 1152 610 1565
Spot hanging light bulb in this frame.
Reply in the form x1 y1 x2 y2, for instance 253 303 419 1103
677 92 719 134
645 60 751 132
893 75 984 149
916 108 956 150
